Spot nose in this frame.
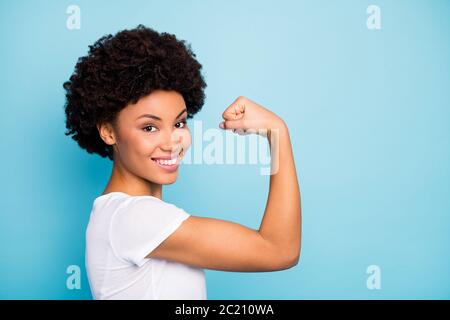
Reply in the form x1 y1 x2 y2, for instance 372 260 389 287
160 129 183 153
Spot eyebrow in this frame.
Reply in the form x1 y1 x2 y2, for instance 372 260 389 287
136 108 187 121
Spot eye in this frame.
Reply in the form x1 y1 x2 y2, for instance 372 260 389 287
143 125 157 133
175 119 187 129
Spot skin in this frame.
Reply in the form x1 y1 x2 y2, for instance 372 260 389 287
98 90 302 272
97 90 191 199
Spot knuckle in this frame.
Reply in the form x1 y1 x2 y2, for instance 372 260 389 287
222 110 230 119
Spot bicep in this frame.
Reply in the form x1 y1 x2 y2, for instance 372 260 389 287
146 216 295 272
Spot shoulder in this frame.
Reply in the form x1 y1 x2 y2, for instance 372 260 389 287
122 195 185 213
94 192 174 211
112 195 190 225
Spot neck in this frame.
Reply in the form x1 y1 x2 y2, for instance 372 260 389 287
102 160 162 199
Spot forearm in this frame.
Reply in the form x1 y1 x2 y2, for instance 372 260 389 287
258 122 302 261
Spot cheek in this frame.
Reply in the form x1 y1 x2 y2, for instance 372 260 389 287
130 132 158 155
131 129 191 156
180 130 192 150
140 139 159 155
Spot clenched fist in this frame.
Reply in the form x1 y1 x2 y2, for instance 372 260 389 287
219 96 286 137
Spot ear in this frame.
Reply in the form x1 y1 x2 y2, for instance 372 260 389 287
97 122 116 146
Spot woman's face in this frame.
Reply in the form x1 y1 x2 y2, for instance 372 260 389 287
108 90 191 185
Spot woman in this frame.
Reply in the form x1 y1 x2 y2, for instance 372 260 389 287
63 25 301 300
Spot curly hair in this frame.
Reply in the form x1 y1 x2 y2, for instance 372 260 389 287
63 24 207 161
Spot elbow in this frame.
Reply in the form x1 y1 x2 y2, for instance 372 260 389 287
262 236 301 271
291 253 300 267
274 255 299 271
276 249 301 271
284 240 301 269
285 252 300 269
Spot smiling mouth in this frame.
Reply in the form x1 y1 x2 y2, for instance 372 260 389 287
150 150 184 169
151 157 178 166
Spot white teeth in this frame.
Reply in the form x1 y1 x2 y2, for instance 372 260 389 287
154 158 177 166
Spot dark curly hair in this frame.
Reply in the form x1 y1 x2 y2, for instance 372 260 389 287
63 24 206 161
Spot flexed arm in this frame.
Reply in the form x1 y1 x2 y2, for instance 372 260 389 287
219 96 302 265
146 96 302 272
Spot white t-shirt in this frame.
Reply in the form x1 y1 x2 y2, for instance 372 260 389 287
85 192 207 300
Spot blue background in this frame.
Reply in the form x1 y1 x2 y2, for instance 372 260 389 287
0 0 449 299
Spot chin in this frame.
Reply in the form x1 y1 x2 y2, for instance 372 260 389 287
154 174 178 185
162 178 177 185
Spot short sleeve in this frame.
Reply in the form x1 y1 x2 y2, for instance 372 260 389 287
110 197 190 267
